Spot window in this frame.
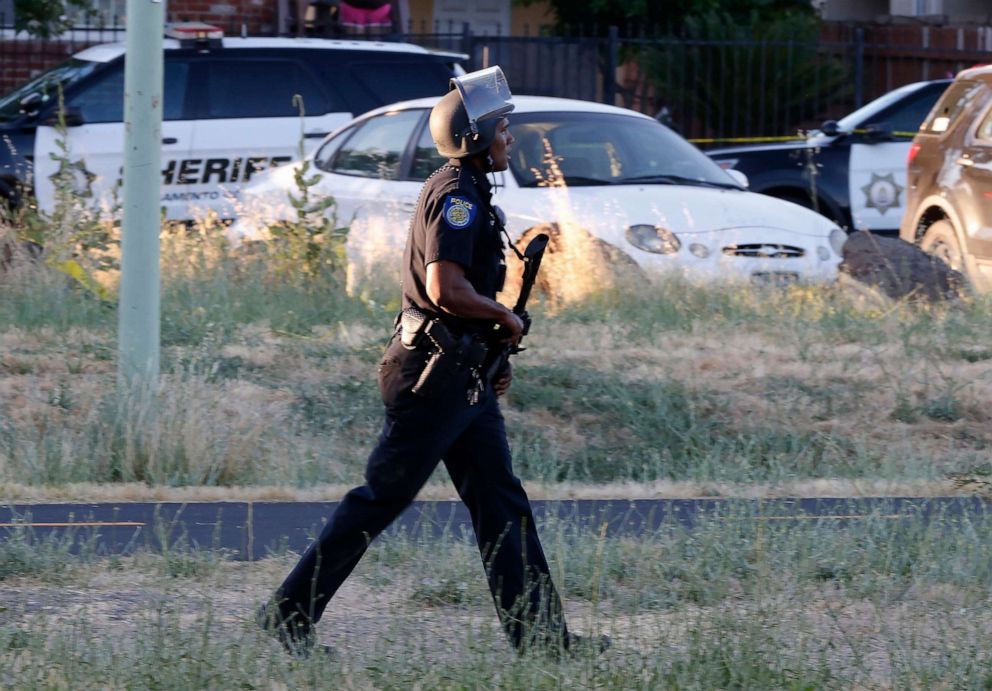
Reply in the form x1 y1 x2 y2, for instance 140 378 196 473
410 119 446 180
872 85 949 137
314 133 347 172
65 61 191 123
67 66 122 123
923 80 983 134
330 110 422 179
342 55 452 113
978 107 992 142
0 59 99 122
203 59 331 119
507 112 734 188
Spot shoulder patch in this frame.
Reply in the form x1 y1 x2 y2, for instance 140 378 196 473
442 195 477 229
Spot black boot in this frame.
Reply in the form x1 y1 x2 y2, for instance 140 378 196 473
256 602 330 659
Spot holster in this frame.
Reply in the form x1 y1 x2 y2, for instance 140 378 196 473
398 308 488 400
399 307 431 350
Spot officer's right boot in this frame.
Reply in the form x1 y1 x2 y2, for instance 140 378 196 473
256 601 331 659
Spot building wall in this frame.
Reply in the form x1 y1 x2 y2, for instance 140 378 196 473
406 0 434 32
165 0 277 36
0 41 77 94
510 2 554 35
822 0 888 22
404 0 554 35
941 0 992 22
824 0 992 22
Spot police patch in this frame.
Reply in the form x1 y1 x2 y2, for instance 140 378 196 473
443 196 476 229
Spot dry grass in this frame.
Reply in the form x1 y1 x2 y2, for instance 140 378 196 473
4 215 992 495
3 508 992 687
0 478 966 503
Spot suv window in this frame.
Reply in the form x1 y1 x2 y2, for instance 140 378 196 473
330 110 422 179
923 80 983 134
317 54 456 115
871 84 947 137
203 59 331 119
353 61 459 106
410 118 446 180
66 60 192 123
0 59 99 122
978 107 992 142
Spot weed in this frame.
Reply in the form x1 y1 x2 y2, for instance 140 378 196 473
264 94 348 283
0 517 98 582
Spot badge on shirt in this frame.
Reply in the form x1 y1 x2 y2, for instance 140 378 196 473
443 196 476 229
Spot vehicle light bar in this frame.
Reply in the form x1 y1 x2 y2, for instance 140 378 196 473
165 21 224 48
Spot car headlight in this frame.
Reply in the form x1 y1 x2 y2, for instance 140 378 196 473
625 224 681 254
829 228 847 256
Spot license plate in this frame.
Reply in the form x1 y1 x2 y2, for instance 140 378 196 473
751 271 799 286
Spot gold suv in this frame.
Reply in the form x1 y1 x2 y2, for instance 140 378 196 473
901 64 992 292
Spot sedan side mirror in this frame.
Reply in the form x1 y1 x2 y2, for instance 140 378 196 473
725 169 749 188
863 122 893 142
819 119 841 137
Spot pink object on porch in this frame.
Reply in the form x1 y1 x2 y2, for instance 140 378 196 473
339 2 392 27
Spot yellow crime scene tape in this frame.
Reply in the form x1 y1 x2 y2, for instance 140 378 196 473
689 130 919 145
54 259 113 302
0 521 144 527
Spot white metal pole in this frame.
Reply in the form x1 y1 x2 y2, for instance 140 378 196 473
117 0 164 391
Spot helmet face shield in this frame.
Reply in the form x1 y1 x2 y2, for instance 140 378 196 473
450 66 514 136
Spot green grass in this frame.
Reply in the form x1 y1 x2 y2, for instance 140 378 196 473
3 507 992 688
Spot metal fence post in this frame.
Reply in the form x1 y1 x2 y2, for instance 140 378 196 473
604 25 619 105
462 22 473 69
118 0 164 393
854 27 864 109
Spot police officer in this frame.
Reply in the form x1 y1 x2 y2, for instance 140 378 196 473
259 66 581 657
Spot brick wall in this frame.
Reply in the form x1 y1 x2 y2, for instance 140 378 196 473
0 39 79 95
166 0 278 36
822 22 992 52
822 22 992 97
0 0 279 95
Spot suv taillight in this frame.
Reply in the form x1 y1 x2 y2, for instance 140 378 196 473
908 143 921 165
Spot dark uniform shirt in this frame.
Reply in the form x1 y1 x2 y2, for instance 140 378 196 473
401 159 505 332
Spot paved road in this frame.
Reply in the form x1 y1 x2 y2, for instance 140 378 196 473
1 497 987 561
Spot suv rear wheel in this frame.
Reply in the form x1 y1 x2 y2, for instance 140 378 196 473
920 219 965 273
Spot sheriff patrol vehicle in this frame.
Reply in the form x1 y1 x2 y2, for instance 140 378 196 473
0 24 464 220
706 79 951 233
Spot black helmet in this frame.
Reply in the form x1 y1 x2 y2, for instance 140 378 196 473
429 66 514 159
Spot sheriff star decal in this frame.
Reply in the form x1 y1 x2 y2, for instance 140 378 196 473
861 172 904 216
443 196 476 229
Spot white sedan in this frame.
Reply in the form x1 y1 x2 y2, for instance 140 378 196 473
230 96 845 295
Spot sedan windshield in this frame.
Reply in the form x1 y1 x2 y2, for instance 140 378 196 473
508 111 740 189
0 59 100 122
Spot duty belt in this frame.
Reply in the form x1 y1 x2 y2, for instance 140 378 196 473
396 308 489 404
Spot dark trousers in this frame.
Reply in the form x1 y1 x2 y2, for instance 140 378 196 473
274 338 569 649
